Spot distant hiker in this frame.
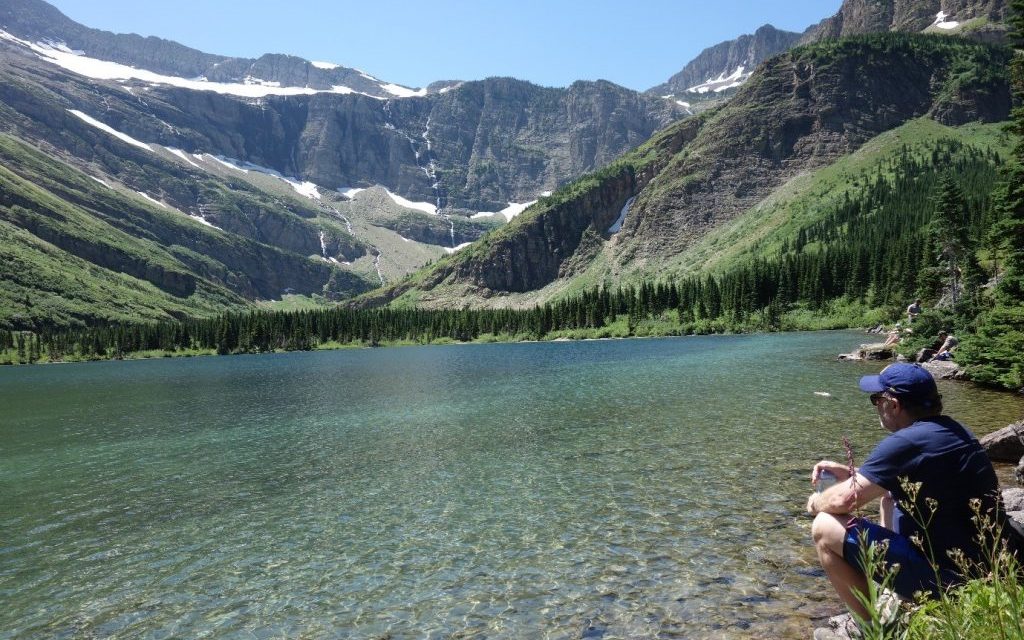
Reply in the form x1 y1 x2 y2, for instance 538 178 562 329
906 299 922 323
806 364 1007 636
882 323 906 348
929 332 959 362
915 330 947 362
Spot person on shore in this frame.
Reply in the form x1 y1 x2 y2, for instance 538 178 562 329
806 363 1004 635
881 323 907 348
915 330 947 362
929 332 959 362
905 299 922 323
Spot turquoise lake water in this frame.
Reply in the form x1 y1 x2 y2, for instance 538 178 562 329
2 332 1022 639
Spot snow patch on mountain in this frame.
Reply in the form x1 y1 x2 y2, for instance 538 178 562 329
607 196 636 233
932 11 960 30
338 185 435 213
135 188 219 228
381 83 427 98
0 30 423 100
136 191 166 207
166 147 201 168
90 176 111 189
384 190 436 214
67 109 152 151
472 200 539 222
289 180 321 200
443 242 473 254
200 155 321 199
311 61 340 70
660 94 693 113
687 65 748 94
338 187 366 200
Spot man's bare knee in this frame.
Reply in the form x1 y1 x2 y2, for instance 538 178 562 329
811 512 849 555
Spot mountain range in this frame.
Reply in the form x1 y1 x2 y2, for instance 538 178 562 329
0 0 1015 329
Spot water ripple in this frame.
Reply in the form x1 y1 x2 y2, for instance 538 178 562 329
1 333 1022 638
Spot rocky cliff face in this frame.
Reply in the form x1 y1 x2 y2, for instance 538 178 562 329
441 119 706 295
802 0 1009 44
648 25 802 97
420 78 681 210
648 0 1013 104
372 33 1012 306
1 0 687 212
624 35 1012 262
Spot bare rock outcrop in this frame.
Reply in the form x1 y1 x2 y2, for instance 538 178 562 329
981 421 1024 463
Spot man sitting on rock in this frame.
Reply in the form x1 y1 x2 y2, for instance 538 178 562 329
929 332 959 362
806 363 1004 638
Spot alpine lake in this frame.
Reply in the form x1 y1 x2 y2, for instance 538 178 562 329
2 331 1022 639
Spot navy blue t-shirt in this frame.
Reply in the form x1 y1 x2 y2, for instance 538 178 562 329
858 416 1000 569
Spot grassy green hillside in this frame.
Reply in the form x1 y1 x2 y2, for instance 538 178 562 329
666 118 1014 275
0 133 370 329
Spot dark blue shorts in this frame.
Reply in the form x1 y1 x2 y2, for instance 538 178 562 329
842 517 961 599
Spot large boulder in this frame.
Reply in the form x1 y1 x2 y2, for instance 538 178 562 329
1005 488 1024 512
981 421 1024 463
920 359 965 379
1005 488 1024 529
838 343 894 361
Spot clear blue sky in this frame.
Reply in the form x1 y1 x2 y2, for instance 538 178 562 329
47 0 843 91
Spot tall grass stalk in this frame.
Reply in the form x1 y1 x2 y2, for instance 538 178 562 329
852 480 1024 639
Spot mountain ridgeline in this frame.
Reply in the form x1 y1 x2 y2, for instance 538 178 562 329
802 0 1009 44
369 33 1012 307
0 0 684 211
648 0 1010 106
648 25 802 98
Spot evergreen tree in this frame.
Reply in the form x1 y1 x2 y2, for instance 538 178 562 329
922 173 971 308
959 0 1024 389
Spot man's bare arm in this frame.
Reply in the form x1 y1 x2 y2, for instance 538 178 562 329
806 472 887 515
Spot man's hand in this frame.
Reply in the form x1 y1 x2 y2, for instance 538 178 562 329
811 460 852 485
806 492 819 515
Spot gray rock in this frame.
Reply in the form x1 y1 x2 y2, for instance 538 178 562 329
921 360 965 380
981 421 1024 463
838 344 893 361
1003 488 1024 512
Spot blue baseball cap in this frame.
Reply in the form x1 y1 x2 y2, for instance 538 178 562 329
859 363 939 405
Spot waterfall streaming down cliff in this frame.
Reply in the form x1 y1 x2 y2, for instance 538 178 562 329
423 117 455 247
607 196 636 234
372 252 385 285
382 103 455 247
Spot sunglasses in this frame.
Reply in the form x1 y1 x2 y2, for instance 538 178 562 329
870 393 888 406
